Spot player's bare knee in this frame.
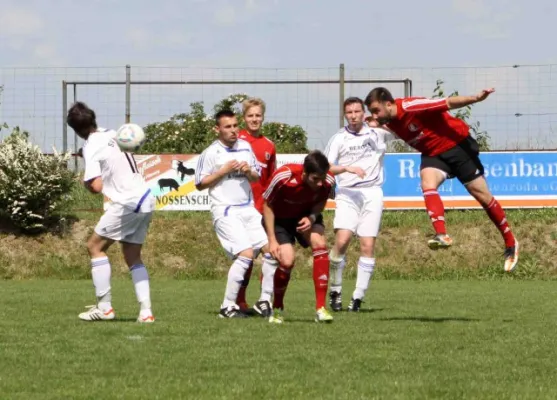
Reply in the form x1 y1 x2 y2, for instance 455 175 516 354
238 248 254 260
310 234 327 250
334 230 352 254
359 237 376 258
465 177 492 207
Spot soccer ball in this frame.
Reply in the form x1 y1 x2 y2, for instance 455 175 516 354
115 123 146 151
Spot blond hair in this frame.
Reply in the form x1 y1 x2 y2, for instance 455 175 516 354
242 97 266 115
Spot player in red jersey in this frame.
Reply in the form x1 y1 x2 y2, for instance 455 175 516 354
236 98 277 311
364 87 519 272
262 150 335 323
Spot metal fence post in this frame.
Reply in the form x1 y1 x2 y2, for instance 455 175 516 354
125 65 131 123
73 84 78 170
62 80 67 153
339 63 345 128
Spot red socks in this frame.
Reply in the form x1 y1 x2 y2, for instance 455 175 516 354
484 197 516 248
312 248 329 310
423 189 446 235
272 266 291 310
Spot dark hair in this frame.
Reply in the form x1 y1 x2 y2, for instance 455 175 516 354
214 109 236 125
364 87 395 107
343 97 364 112
67 102 97 139
303 150 329 175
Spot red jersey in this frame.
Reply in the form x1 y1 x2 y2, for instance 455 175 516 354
263 164 335 219
238 130 276 213
386 97 470 156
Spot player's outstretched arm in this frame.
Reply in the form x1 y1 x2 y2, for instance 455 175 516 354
329 164 365 178
446 88 495 110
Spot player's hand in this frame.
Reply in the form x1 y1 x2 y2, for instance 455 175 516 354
365 117 379 127
269 239 281 260
296 217 312 233
238 161 251 174
346 166 366 179
476 88 495 102
221 160 240 174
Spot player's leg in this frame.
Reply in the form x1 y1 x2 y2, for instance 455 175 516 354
120 209 155 323
299 219 333 323
420 154 453 249
348 187 383 311
271 241 295 323
244 208 275 318
214 215 255 318
452 144 518 271
329 229 352 311
78 231 116 321
329 193 358 311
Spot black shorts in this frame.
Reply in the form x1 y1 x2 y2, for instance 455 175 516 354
274 214 324 248
420 136 484 184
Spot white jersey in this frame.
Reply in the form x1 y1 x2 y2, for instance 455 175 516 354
82 128 151 210
324 124 392 188
195 139 260 220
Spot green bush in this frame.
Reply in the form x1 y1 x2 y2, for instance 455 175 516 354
139 93 309 154
0 129 76 232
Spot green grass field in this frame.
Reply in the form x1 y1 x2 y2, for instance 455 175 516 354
1 279 556 399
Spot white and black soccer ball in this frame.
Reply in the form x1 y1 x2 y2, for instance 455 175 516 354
115 123 146 152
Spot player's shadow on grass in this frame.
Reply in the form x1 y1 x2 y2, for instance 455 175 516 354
380 316 479 323
109 317 143 323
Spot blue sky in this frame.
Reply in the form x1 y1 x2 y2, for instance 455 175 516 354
0 0 556 151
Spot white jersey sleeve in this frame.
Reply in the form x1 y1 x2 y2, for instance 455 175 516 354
195 148 216 186
83 145 102 182
324 133 342 165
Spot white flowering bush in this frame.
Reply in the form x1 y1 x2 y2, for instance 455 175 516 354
0 129 76 232
139 93 309 154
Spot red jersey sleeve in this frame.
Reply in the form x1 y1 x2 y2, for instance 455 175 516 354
262 166 291 205
400 97 449 113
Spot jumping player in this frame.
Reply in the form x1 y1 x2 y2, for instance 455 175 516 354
236 97 277 311
262 150 335 323
325 97 391 312
195 109 277 318
67 102 155 323
364 87 518 272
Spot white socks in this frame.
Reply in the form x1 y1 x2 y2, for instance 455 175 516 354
329 251 345 293
129 264 152 312
222 256 252 308
90 257 153 316
91 257 112 312
353 257 375 300
259 253 278 303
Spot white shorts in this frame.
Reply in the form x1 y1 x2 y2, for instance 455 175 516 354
95 193 155 245
333 186 384 237
214 206 268 259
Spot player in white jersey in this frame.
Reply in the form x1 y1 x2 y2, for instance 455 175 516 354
195 109 277 320
67 102 155 323
325 97 392 312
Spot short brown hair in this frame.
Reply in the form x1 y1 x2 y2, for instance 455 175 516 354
242 97 266 115
364 87 395 107
343 97 364 112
